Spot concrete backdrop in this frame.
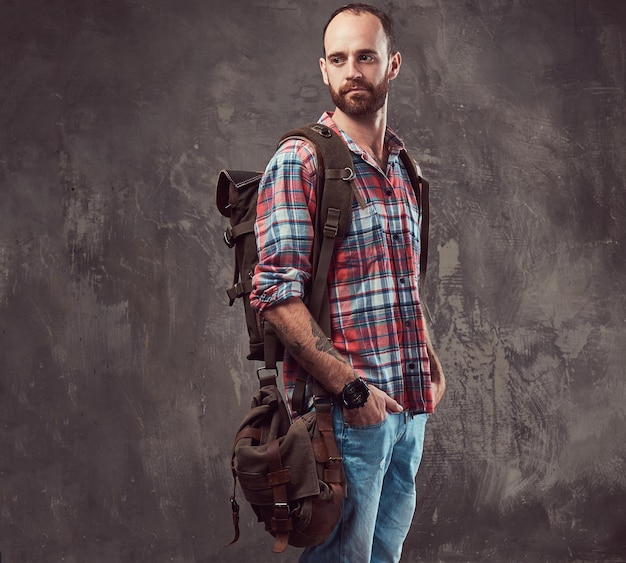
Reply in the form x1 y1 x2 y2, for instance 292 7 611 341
1 0 625 561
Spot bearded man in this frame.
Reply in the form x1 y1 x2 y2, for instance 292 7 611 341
250 4 446 562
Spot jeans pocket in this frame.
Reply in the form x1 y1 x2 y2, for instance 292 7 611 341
342 413 386 431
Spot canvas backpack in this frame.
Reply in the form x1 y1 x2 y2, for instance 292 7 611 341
216 123 429 553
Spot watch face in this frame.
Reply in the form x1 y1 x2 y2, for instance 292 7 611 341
351 386 367 404
343 378 369 408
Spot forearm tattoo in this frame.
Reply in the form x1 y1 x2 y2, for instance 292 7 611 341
268 320 305 356
311 320 346 364
265 317 346 365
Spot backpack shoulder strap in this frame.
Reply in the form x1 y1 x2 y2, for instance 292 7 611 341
275 123 357 414
399 149 429 283
278 123 358 327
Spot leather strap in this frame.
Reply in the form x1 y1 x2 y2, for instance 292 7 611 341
314 398 344 494
226 279 252 304
266 439 292 553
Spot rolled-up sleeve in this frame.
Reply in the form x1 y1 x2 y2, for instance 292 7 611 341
250 139 318 313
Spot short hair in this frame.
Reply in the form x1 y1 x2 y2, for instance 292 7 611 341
323 3 397 56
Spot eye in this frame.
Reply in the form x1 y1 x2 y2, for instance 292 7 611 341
359 54 375 63
330 56 344 65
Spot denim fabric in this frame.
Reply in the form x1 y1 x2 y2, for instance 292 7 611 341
300 407 428 563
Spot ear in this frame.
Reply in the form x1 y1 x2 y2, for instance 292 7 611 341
388 51 402 81
319 57 330 85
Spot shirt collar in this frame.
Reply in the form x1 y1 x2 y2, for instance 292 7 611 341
318 112 405 157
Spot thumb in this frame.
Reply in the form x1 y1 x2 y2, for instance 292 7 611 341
385 395 403 413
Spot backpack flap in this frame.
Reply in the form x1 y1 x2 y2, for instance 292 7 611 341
216 170 263 217
216 169 262 249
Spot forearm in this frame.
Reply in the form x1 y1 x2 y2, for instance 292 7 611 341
262 296 355 395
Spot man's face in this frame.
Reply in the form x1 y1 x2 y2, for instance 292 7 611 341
320 12 400 117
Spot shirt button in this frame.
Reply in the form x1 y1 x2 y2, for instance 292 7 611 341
399 278 406 285
385 189 393 196
408 362 416 370
393 234 400 241
405 321 412 327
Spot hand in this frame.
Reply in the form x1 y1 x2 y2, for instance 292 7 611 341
342 384 403 427
431 369 446 408
427 343 446 408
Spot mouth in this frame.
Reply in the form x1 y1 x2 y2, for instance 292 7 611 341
341 81 371 94
343 86 369 95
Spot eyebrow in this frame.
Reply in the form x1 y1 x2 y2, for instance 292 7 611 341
326 48 379 59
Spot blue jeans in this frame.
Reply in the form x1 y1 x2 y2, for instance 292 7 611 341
300 407 428 563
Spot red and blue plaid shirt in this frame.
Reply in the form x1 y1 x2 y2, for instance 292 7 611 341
250 112 434 415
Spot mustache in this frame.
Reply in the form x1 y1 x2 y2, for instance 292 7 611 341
339 79 374 95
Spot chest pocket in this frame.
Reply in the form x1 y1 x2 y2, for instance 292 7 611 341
333 202 387 273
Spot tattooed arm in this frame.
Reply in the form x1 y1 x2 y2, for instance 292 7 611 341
263 296 403 422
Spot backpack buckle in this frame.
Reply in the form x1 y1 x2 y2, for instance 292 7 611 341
323 208 341 238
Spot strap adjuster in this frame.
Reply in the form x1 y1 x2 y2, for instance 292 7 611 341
323 208 341 238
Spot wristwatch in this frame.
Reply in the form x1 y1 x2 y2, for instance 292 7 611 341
339 377 370 409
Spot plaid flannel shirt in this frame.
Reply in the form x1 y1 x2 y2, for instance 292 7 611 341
250 113 434 415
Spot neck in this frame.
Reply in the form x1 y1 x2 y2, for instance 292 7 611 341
331 103 389 167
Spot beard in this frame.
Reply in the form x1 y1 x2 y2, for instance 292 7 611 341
328 76 389 116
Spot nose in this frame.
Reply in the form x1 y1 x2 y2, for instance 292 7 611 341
346 56 363 79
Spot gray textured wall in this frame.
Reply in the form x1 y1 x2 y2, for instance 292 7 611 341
1 1 625 562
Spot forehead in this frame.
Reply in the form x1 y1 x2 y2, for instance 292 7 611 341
323 12 388 55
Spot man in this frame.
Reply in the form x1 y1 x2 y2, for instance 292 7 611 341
250 3 446 561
